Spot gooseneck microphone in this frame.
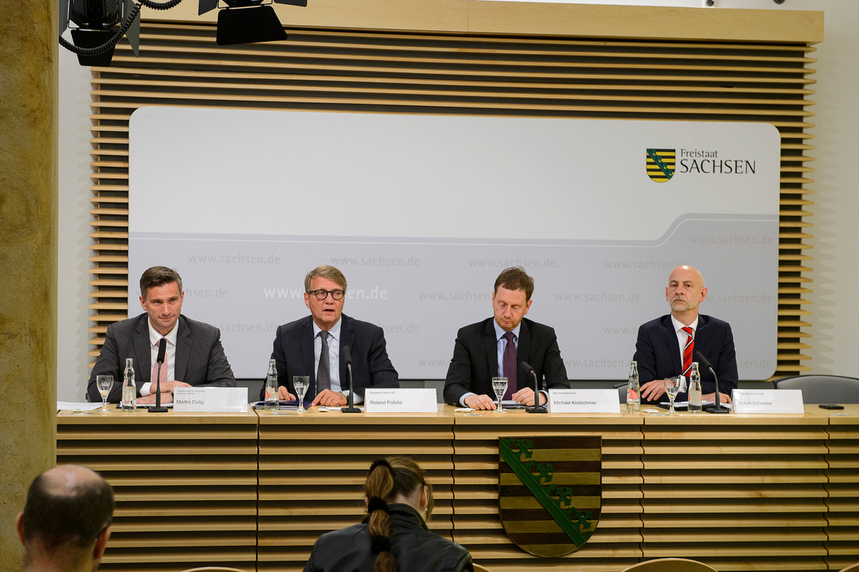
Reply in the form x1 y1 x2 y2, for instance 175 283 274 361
341 345 360 413
521 361 547 414
695 350 729 414
149 337 169 413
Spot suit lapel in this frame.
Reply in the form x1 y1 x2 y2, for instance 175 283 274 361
662 316 682 373
300 317 316 388
517 320 532 376
174 317 191 382
339 315 354 383
483 319 498 378
134 316 152 383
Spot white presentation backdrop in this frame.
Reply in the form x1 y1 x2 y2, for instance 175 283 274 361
129 107 779 381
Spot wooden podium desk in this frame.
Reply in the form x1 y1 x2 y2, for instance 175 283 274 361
57 405 859 572
57 408 259 572
449 406 859 572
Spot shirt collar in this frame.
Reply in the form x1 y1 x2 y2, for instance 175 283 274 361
493 319 521 342
671 314 699 334
312 318 342 341
148 317 179 347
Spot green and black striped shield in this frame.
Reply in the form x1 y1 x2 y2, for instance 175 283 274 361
498 436 601 557
646 148 676 182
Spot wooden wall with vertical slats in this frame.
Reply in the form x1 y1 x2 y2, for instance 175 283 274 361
87 6 819 377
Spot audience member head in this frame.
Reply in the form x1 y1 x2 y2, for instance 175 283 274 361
492 267 534 332
17 465 114 572
364 456 434 572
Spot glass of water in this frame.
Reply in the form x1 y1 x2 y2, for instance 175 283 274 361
293 376 310 413
96 375 113 413
491 377 508 413
664 376 683 415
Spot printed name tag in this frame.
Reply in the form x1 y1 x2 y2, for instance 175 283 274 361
173 387 249 412
548 389 620 413
364 388 437 413
732 389 804 414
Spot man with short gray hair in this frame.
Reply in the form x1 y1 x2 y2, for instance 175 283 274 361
16 465 114 572
264 265 399 407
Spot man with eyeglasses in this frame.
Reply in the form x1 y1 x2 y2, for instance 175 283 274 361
262 265 399 407
16 465 114 572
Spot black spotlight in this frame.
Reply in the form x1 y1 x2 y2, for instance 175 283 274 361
60 0 141 66
199 0 307 46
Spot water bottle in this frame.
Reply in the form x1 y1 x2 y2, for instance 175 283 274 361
121 358 136 411
688 362 702 413
265 359 279 410
627 361 640 413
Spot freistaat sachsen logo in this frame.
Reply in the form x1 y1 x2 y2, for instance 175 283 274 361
498 436 601 557
646 148 676 182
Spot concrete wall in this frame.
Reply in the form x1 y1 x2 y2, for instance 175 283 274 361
56 0 859 400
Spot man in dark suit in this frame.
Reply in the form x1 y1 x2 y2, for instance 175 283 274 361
264 265 398 406
87 266 236 404
634 265 738 405
443 267 569 410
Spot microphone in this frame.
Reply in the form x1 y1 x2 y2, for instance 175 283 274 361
341 345 360 413
149 338 169 413
695 350 728 414
521 361 547 414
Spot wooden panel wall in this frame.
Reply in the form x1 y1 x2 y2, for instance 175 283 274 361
56 411 259 572
256 411 456 571
56 406 858 572
86 6 819 377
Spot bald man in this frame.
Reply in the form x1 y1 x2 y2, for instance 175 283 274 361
633 265 738 405
16 465 114 572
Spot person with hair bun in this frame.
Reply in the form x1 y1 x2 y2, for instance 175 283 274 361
304 456 473 572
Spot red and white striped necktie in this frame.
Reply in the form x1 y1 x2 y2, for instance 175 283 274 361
681 326 694 377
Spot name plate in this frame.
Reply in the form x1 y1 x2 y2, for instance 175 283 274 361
173 387 249 412
548 389 620 413
364 388 437 413
732 389 804 414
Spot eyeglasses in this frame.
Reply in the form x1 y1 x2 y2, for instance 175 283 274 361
308 289 345 301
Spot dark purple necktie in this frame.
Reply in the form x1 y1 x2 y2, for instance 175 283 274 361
502 331 517 399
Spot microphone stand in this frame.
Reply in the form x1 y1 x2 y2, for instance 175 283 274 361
704 367 729 414
149 359 169 413
149 338 169 413
524 364 547 414
341 345 360 413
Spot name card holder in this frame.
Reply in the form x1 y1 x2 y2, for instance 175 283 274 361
364 389 437 413
731 389 804 414
548 389 621 414
173 387 249 412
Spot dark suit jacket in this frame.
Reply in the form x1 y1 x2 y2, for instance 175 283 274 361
443 317 570 406
633 314 738 404
87 314 236 402
264 314 399 400
303 504 473 572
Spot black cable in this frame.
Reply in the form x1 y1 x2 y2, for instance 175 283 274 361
59 0 184 58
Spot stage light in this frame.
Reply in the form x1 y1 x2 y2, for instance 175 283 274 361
59 0 307 66
59 0 149 66
199 0 307 46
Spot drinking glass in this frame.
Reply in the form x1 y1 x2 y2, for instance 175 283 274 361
491 377 508 413
664 376 683 415
96 375 113 413
293 376 310 413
